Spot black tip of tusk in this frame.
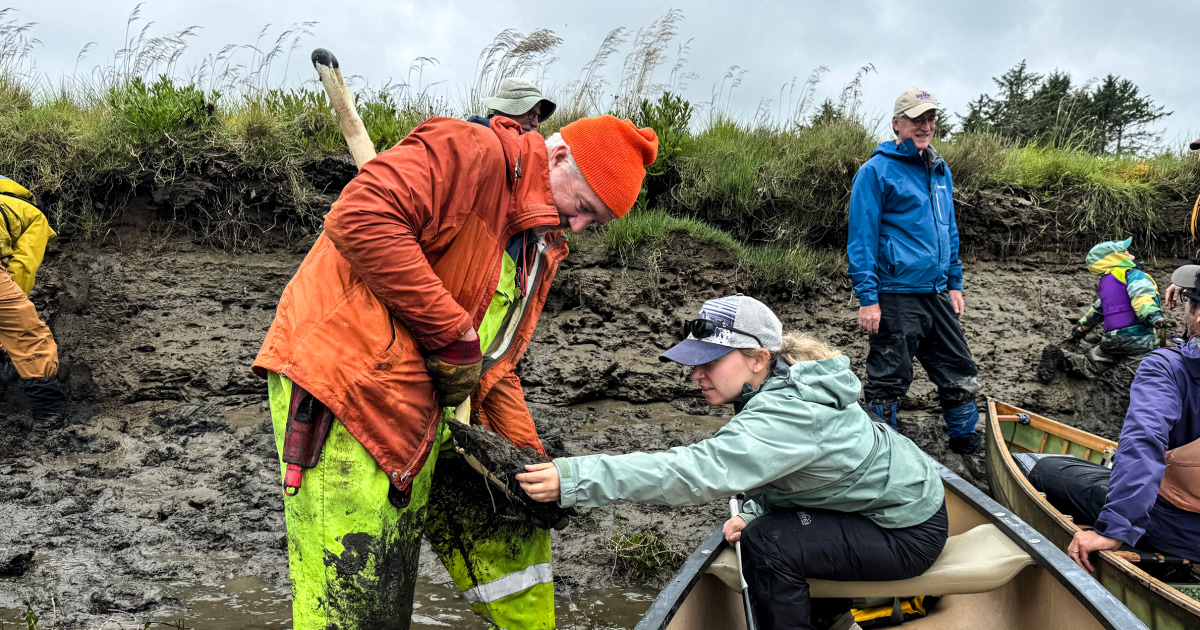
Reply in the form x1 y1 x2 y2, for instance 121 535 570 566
311 48 339 69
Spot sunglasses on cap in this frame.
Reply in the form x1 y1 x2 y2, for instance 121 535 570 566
682 318 764 348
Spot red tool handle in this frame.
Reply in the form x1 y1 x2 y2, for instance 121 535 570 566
284 464 304 496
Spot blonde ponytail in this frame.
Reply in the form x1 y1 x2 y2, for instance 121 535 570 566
773 332 841 365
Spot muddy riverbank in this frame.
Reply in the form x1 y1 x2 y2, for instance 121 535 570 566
0 225 1188 628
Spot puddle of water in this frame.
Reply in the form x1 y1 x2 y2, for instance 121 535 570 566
223 405 269 431
2 570 655 629
0 607 30 629
137 576 655 630
157 575 291 629
411 581 656 630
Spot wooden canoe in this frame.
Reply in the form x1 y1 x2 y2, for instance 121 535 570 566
635 459 1146 630
986 400 1200 630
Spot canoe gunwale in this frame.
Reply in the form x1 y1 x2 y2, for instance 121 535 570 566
986 399 1200 626
633 525 728 630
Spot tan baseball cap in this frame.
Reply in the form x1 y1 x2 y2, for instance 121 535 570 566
894 87 940 118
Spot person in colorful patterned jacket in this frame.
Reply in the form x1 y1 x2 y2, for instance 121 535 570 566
1037 238 1166 383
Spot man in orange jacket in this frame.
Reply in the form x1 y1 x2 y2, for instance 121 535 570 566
254 114 657 629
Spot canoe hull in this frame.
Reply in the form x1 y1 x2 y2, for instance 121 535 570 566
986 400 1200 630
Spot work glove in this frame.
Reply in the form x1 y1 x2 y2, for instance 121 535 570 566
1150 316 1169 330
425 338 483 408
1068 325 1088 342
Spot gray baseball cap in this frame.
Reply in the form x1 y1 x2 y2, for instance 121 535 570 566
660 294 783 366
894 87 940 118
1171 265 1200 290
481 77 556 119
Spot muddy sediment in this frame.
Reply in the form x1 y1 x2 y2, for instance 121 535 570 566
0 216 1188 627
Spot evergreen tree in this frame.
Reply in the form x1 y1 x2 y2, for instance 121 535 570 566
956 62 1170 155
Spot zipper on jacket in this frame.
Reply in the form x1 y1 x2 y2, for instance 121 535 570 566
928 157 944 290
479 235 567 378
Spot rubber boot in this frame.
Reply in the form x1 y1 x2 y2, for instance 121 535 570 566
943 402 982 455
868 401 898 430
1036 344 1064 384
23 375 68 430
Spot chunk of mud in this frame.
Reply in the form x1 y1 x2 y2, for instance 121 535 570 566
445 420 577 530
0 550 33 577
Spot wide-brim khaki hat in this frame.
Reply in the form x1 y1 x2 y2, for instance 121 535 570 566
481 77 556 119
894 87 940 118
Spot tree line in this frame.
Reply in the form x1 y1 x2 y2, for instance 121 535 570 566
956 60 1170 156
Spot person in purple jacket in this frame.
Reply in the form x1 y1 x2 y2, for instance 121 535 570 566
1060 262 1200 574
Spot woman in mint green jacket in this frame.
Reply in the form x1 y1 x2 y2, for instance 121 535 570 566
517 294 947 630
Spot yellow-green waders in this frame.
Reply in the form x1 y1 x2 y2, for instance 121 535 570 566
269 250 554 630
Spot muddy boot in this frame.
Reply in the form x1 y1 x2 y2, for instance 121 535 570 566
867 401 899 430
1036 344 1064 384
23 375 68 431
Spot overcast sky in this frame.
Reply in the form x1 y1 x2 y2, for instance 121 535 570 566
13 0 1200 149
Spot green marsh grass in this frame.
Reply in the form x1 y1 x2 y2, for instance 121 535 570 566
0 6 1195 270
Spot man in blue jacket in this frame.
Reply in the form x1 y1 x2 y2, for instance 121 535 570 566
847 87 982 455
1063 263 1200 574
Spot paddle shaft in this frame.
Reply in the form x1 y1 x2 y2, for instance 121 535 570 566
311 48 377 169
729 494 759 630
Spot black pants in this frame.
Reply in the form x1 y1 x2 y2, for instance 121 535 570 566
864 293 979 409
1027 456 1110 526
740 504 948 630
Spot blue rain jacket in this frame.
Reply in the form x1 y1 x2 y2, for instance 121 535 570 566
847 140 962 306
1095 338 1200 560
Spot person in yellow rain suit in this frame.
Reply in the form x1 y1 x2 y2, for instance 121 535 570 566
0 176 68 429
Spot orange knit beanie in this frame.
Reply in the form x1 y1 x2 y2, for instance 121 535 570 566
559 115 658 218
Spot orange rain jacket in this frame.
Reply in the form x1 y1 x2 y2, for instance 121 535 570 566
254 116 568 494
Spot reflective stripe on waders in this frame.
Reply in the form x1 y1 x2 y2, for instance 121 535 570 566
463 562 553 605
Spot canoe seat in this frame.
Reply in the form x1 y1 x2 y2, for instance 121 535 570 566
707 524 1034 598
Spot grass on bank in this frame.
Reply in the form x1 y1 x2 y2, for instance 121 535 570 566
601 207 845 289
0 8 1197 272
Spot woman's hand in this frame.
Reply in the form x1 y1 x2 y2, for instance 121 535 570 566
517 462 561 503
723 515 747 543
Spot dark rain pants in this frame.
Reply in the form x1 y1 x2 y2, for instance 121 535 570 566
740 504 948 630
865 293 979 409
1061 330 1156 379
1027 456 1110 526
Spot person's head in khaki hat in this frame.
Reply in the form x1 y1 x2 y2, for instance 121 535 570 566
481 77 557 133
892 87 940 152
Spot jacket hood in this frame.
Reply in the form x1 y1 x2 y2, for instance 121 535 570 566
0 177 34 203
871 139 944 168
1185 336 1200 360
755 355 861 410
1086 238 1135 276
